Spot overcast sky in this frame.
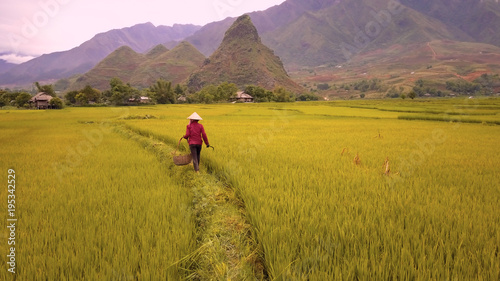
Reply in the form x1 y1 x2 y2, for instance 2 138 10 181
0 0 286 64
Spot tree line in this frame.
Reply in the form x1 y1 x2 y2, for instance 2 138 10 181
0 82 63 109
61 77 319 106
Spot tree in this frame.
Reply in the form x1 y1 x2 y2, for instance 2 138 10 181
446 80 481 95
296 93 320 101
75 93 88 105
174 84 185 97
109 91 125 105
245 85 273 102
34 82 56 97
196 85 217 104
15 92 32 108
0 90 7 108
65 91 78 104
106 77 140 105
408 91 416 100
49 97 64 109
272 87 295 102
80 85 101 103
473 73 500 95
317 83 330 90
360 93 366 99
413 85 425 97
216 82 238 101
150 79 175 104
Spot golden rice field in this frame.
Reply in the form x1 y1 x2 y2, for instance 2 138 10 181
1 98 499 280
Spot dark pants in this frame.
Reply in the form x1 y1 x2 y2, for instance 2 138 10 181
189 145 202 171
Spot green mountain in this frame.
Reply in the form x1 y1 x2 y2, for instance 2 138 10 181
69 42 205 91
187 15 303 93
131 41 206 87
3 0 499 88
400 0 500 46
182 0 500 67
145 44 169 59
260 0 474 67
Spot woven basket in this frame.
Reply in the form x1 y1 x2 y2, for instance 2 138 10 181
173 138 192 166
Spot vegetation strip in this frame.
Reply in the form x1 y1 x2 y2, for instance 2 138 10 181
113 122 268 280
398 115 500 125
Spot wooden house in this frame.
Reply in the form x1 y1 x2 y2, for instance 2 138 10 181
230 91 254 103
29 92 53 109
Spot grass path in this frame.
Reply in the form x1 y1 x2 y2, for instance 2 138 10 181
113 122 268 280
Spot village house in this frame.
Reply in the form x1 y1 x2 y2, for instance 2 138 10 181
230 91 254 103
29 92 53 109
140 96 151 103
127 96 152 104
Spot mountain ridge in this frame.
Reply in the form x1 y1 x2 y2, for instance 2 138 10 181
1 0 500 88
69 41 205 91
0 23 201 87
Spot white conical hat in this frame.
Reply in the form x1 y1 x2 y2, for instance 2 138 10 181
187 112 203 120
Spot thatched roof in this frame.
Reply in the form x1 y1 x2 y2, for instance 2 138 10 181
30 92 53 102
234 91 253 99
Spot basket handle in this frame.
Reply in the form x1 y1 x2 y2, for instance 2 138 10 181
175 137 185 154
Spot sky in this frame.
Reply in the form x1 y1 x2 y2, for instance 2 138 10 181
0 0 286 64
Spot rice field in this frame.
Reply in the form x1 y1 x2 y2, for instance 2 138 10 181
0 108 195 280
1 98 499 280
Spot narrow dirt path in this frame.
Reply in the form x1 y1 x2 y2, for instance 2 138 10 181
113 123 268 280
427 42 437 60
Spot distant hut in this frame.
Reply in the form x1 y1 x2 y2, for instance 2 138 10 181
230 91 254 103
140 96 151 104
29 92 53 109
177 96 187 103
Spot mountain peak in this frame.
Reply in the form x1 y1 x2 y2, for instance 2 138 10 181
222 14 261 45
146 44 169 58
187 15 303 93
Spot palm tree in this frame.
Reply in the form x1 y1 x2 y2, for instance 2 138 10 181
151 79 175 104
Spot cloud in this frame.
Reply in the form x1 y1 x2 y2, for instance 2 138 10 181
0 0 286 56
0 53 36 64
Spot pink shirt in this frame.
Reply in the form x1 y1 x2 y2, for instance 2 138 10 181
184 122 209 145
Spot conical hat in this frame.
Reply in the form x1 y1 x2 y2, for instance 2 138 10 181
187 112 202 120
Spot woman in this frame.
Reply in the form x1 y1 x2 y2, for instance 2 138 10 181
183 112 210 173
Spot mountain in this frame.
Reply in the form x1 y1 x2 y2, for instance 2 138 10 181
145 44 169 59
130 41 205 87
187 15 303 93
184 0 492 67
0 23 201 87
69 41 205 91
0 60 15 75
2 0 500 88
185 0 338 57
261 0 475 67
400 0 500 46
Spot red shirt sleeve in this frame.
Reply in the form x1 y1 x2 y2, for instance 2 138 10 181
183 125 190 139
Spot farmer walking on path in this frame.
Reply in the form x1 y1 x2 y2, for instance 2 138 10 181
183 112 210 173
